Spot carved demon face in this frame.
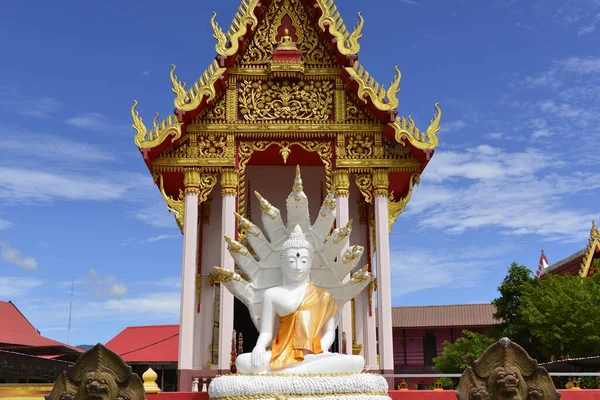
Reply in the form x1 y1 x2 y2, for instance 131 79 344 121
488 367 526 400
78 372 118 400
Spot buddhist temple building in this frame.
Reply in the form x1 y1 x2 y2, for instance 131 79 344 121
0 301 83 383
539 221 600 278
132 0 441 389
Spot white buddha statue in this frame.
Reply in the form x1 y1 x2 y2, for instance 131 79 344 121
215 167 374 375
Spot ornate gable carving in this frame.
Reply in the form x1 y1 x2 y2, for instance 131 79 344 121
345 93 380 124
239 0 336 67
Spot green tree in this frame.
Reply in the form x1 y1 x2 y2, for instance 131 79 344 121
520 273 600 359
491 262 539 356
433 330 496 373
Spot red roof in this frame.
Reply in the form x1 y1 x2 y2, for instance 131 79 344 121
106 325 178 363
392 304 499 328
0 301 83 354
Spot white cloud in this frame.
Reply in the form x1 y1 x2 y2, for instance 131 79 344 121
562 57 600 74
390 245 509 295
525 69 561 89
0 125 115 163
103 292 180 316
0 277 43 297
532 129 552 139
0 219 12 230
441 120 466 133
88 269 129 299
140 234 180 244
0 167 129 203
484 132 504 139
578 25 596 35
132 204 178 229
0 86 63 118
66 113 128 134
407 146 600 242
0 242 38 270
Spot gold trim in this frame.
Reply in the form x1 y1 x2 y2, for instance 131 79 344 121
316 1 363 56
132 101 182 149
221 169 239 196
371 169 389 197
345 63 401 112
388 173 420 233
156 173 184 232
391 103 442 151
355 174 373 204
579 220 600 277
237 141 333 218
211 1 260 57
333 170 350 197
171 62 227 112
186 123 384 133
211 391 388 400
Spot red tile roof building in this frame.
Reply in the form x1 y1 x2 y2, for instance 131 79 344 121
0 300 83 383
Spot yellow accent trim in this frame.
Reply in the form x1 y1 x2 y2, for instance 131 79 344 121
316 1 363 56
579 220 600 277
171 62 227 112
345 63 401 112
388 173 420 233
391 103 442 151
131 101 182 149
211 1 260 57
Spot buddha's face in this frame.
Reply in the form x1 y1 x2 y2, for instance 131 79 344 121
282 247 312 282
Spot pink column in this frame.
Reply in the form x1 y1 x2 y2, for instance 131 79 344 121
333 171 352 354
373 170 394 374
178 171 200 390
218 170 238 372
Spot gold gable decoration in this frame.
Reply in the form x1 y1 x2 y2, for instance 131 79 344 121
239 0 336 66
579 220 600 277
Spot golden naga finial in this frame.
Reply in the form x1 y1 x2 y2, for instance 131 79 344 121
386 66 402 109
211 13 228 55
591 220 599 240
345 62 400 112
131 101 147 146
346 12 364 53
388 173 420 233
157 173 185 232
170 61 226 112
132 99 183 149
316 0 362 55
211 1 260 57
391 103 442 151
170 64 188 107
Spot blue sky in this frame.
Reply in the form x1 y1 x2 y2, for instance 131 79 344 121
0 0 599 346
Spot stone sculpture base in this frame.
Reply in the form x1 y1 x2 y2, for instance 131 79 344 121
208 373 391 400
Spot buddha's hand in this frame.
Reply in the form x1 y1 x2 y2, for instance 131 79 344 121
251 346 266 367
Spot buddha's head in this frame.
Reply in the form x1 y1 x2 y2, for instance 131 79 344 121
280 225 313 282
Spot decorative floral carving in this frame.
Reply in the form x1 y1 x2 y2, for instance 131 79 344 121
240 0 335 66
238 79 334 122
346 134 374 158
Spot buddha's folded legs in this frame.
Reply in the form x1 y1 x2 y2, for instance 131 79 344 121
235 352 365 375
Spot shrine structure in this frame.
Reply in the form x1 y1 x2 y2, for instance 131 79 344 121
131 0 441 390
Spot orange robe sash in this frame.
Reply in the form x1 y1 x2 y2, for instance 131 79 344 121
269 285 338 370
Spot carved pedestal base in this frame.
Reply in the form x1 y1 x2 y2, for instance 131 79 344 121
208 373 391 400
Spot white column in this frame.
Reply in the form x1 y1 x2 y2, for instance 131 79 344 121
336 192 353 354
373 170 394 373
361 287 379 368
178 171 200 379
218 170 238 372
